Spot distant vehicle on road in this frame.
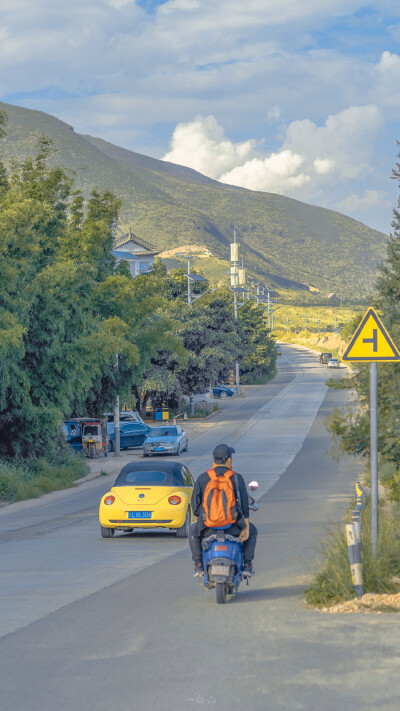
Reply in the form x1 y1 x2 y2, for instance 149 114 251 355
108 421 151 452
143 425 188 456
327 358 341 369
213 384 235 398
99 460 195 538
319 352 333 364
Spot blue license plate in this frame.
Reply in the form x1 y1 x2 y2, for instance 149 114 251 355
154 447 164 452
128 511 152 519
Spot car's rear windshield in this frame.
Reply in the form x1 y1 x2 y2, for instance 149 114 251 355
149 427 178 437
114 469 184 486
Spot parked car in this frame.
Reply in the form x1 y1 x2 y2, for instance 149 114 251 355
143 425 188 456
327 358 341 369
99 460 195 538
106 410 147 425
63 421 83 452
212 384 235 398
108 421 152 452
319 352 333 364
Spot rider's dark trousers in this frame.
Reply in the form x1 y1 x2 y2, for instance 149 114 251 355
189 522 257 563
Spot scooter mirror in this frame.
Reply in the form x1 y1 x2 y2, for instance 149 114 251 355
248 480 259 491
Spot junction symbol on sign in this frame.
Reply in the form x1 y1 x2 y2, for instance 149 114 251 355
341 308 400 362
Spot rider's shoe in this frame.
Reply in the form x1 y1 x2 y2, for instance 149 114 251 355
193 561 204 577
242 562 255 577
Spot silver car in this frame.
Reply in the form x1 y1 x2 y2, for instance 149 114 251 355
143 425 189 457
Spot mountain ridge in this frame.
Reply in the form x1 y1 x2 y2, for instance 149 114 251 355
0 101 388 300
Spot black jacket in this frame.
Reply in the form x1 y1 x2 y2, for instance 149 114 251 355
192 466 249 533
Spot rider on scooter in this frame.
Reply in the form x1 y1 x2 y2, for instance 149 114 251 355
189 444 258 576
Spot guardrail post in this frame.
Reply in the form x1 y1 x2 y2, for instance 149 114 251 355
345 523 364 597
345 482 366 597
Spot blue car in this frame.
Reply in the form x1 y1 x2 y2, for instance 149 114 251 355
108 421 152 452
212 384 235 399
143 425 188 457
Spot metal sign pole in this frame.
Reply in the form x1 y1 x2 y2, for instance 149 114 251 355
342 307 400 558
370 362 378 556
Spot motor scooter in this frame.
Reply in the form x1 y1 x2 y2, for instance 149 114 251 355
198 481 259 604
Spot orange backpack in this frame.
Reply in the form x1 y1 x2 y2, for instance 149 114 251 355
202 468 238 528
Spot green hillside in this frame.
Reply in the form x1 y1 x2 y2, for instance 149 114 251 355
0 101 389 300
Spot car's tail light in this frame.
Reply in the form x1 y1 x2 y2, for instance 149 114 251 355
168 495 182 505
104 495 115 505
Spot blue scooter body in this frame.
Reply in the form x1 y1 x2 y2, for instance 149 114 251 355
202 535 243 591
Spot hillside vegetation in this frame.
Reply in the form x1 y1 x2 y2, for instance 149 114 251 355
0 101 388 301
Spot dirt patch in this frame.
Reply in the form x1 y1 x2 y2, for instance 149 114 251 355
314 592 400 614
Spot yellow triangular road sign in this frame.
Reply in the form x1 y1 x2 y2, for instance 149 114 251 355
342 308 400 362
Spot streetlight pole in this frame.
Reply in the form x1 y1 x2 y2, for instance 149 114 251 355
187 246 192 306
231 228 240 397
111 217 120 457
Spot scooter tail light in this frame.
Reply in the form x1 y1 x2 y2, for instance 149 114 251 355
104 495 115 505
168 495 182 505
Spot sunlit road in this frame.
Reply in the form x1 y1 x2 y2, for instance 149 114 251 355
1 345 399 711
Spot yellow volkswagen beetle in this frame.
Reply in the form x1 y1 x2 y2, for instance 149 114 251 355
99 461 195 538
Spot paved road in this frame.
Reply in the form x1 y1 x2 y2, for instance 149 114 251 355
1 345 399 710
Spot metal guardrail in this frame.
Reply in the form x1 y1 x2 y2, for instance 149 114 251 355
345 482 367 597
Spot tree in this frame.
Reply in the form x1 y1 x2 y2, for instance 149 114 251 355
238 301 276 379
328 144 400 488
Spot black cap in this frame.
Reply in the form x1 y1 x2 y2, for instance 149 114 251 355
213 443 235 462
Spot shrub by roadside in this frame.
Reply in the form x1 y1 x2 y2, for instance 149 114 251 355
0 450 88 504
304 497 400 607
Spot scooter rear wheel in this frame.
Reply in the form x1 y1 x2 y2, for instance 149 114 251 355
216 582 226 604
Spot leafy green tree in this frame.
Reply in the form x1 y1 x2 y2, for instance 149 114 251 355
166 267 208 300
0 134 147 457
238 301 276 379
328 145 400 491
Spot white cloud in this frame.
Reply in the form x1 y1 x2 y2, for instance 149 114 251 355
162 106 383 197
220 150 310 193
162 115 255 179
159 0 201 14
283 105 383 180
267 105 282 122
378 51 400 74
313 158 335 175
336 190 391 211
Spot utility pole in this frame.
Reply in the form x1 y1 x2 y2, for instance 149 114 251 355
305 313 308 332
111 217 120 457
286 316 289 334
231 228 240 397
317 318 320 336
187 245 192 306
267 289 271 333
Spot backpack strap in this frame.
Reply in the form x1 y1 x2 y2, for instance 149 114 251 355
233 471 243 519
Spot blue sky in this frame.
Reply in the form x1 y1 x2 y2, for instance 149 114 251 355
1 0 400 234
